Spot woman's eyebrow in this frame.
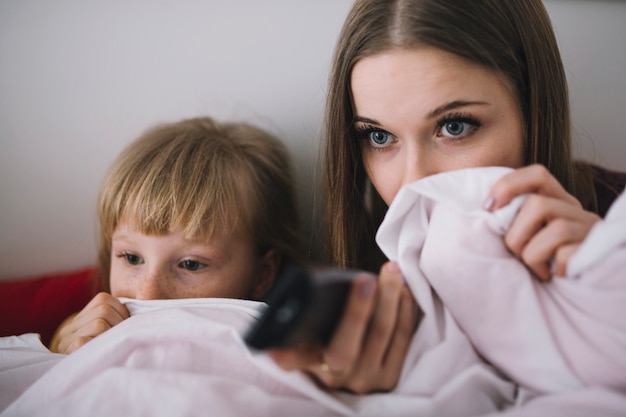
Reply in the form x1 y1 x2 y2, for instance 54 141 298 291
354 101 490 125
353 116 380 125
426 100 489 120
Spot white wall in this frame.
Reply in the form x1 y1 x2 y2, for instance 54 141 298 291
1 1 624 280
545 0 626 169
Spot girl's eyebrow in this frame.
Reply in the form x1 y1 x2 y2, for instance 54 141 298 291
426 100 489 120
111 230 138 244
111 232 131 241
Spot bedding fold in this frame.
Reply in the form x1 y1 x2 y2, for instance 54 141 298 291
2 167 625 416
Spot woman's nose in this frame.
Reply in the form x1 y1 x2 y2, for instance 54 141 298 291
401 150 431 187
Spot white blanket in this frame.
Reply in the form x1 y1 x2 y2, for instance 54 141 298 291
376 167 626 413
2 167 625 416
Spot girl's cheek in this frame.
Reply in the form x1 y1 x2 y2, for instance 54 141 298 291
109 269 131 298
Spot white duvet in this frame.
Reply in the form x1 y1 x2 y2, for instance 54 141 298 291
2 167 625 417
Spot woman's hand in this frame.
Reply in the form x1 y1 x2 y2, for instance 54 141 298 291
486 164 601 280
50 292 130 354
267 261 418 394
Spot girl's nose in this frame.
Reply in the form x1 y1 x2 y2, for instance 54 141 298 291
134 269 166 300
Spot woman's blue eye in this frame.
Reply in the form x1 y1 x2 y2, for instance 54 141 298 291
437 115 482 139
369 130 391 146
180 260 205 271
443 121 467 136
355 124 396 150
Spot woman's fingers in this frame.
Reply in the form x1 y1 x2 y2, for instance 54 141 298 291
552 243 581 277
305 272 378 389
268 262 418 393
487 164 600 280
358 263 404 364
520 217 595 280
266 345 321 371
487 164 580 210
322 273 377 373
504 195 599 280
505 195 595 254
346 263 405 392
267 272 377 380
316 262 416 393
375 284 418 390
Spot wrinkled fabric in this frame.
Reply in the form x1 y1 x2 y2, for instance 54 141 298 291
376 167 626 412
0 297 514 417
2 167 625 416
1 299 346 417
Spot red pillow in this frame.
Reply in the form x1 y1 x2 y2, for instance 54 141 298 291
0 267 103 347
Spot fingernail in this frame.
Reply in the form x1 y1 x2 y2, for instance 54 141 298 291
386 261 400 273
483 196 495 211
549 259 556 275
359 275 376 299
385 261 406 283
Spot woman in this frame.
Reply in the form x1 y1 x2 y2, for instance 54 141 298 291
269 0 626 394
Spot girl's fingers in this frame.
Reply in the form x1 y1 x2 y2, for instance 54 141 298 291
66 335 94 354
55 293 130 354
71 293 130 328
62 317 116 354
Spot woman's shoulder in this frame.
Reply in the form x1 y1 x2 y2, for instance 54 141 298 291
590 164 626 217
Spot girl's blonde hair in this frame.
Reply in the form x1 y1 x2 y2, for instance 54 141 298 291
98 117 301 287
322 0 596 271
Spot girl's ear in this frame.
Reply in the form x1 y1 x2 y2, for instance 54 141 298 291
252 249 281 299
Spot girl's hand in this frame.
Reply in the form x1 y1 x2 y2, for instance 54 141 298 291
50 292 130 354
267 261 418 394
486 164 601 280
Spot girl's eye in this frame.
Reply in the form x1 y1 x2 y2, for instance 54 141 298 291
119 252 143 265
437 114 482 139
179 259 207 272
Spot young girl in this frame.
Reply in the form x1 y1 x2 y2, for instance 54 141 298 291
51 116 302 354
269 0 626 394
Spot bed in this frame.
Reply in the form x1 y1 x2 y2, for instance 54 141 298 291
1 168 625 417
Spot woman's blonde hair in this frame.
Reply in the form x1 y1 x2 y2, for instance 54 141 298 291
322 0 596 271
98 117 301 287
